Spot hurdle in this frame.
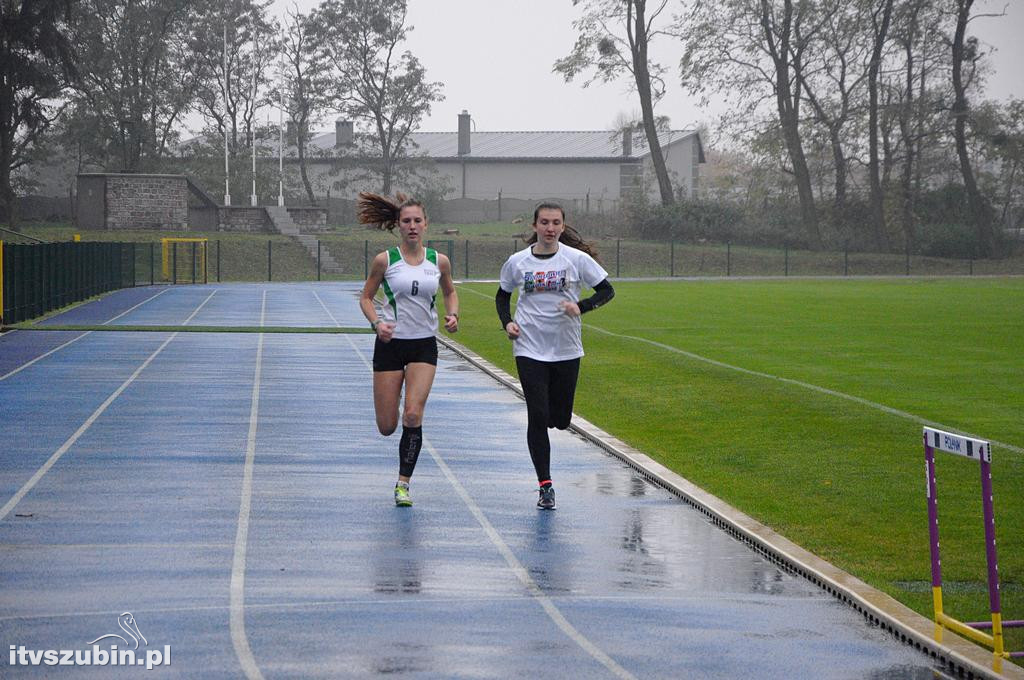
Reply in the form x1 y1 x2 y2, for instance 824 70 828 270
924 426 1023 670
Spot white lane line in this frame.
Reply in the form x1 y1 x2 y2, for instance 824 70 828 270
103 287 171 325
457 284 1022 456
229 290 265 680
182 289 218 326
423 439 638 680
0 333 179 521
0 288 172 382
312 289 342 327
0 332 91 382
345 335 636 680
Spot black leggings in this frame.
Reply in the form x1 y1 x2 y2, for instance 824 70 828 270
515 356 581 482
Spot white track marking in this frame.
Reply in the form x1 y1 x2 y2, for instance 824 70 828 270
0 288 171 382
104 287 170 324
0 333 179 521
423 439 638 680
0 333 91 382
345 336 636 680
182 290 218 326
229 291 265 680
458 285 1023 456
311 289 342 327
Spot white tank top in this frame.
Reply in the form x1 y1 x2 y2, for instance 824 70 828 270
378 247 440 339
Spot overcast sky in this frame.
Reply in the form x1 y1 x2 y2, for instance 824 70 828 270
267 0 1022 138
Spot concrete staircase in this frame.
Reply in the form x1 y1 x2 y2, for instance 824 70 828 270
264 206 343 275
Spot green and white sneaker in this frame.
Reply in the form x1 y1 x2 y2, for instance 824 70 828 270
394 483 412 507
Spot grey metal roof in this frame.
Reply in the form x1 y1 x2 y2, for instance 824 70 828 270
307 129 700 160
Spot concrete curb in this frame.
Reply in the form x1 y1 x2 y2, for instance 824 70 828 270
437 335 1024 680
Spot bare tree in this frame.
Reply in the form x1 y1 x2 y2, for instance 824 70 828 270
865 0 894 250
555 0 676 205
279 5 334 205
189 0 276 199
950 0 995 255
795 0 871 216
311 0 442 196
887 0 945 250
682 0 823 244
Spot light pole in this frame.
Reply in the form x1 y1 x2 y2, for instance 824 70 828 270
249 14 258 207
222 21 231 206
277 28 285 208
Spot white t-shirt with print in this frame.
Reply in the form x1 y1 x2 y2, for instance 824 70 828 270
499 244 608 361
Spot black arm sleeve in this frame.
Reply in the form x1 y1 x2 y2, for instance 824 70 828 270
496 287 513 329
577 278 614 314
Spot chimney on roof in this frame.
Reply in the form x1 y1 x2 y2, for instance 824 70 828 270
622 129 632 157
458 110 471 156
335 119 353 147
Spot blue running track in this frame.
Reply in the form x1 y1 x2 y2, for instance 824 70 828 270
0 284 945 678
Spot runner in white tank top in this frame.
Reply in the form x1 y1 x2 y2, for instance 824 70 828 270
377 246 441 339
358 192 459 507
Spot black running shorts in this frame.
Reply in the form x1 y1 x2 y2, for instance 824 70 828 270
372 336 438 372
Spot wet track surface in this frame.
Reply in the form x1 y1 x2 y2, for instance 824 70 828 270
0 284 946 678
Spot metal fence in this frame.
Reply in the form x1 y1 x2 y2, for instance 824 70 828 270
189 237 1024 282
1 241 137 325
4 236 1021 325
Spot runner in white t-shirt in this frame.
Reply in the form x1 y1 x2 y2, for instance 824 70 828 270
358 192 459 507
496 203 615 510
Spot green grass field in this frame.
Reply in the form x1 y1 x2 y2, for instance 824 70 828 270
450 277 1024 660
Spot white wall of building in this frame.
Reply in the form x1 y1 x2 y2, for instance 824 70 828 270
643 135 700 201
285 132 701 205
436 160 621 201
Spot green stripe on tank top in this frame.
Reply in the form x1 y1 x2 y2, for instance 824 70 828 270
426 248 437 308
381 279 398 319
388 247 401 265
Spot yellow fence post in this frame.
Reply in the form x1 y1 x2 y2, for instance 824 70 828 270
0 240 4 326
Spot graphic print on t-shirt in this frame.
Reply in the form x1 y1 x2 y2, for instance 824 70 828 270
523 269 567 293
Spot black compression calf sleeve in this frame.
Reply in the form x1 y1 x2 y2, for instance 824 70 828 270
398 425 423 478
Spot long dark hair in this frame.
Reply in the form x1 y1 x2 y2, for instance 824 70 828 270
357 191 426 231
525 202 600 261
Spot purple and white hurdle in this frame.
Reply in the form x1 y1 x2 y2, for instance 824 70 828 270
924 426 1023 671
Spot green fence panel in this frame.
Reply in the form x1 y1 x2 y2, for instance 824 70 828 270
0 241 136 325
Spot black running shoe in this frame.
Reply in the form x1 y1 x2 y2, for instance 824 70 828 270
537 484 556 510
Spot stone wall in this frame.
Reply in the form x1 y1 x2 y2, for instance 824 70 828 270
217 207 270 232
105 175 188 230
288 207 328 231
